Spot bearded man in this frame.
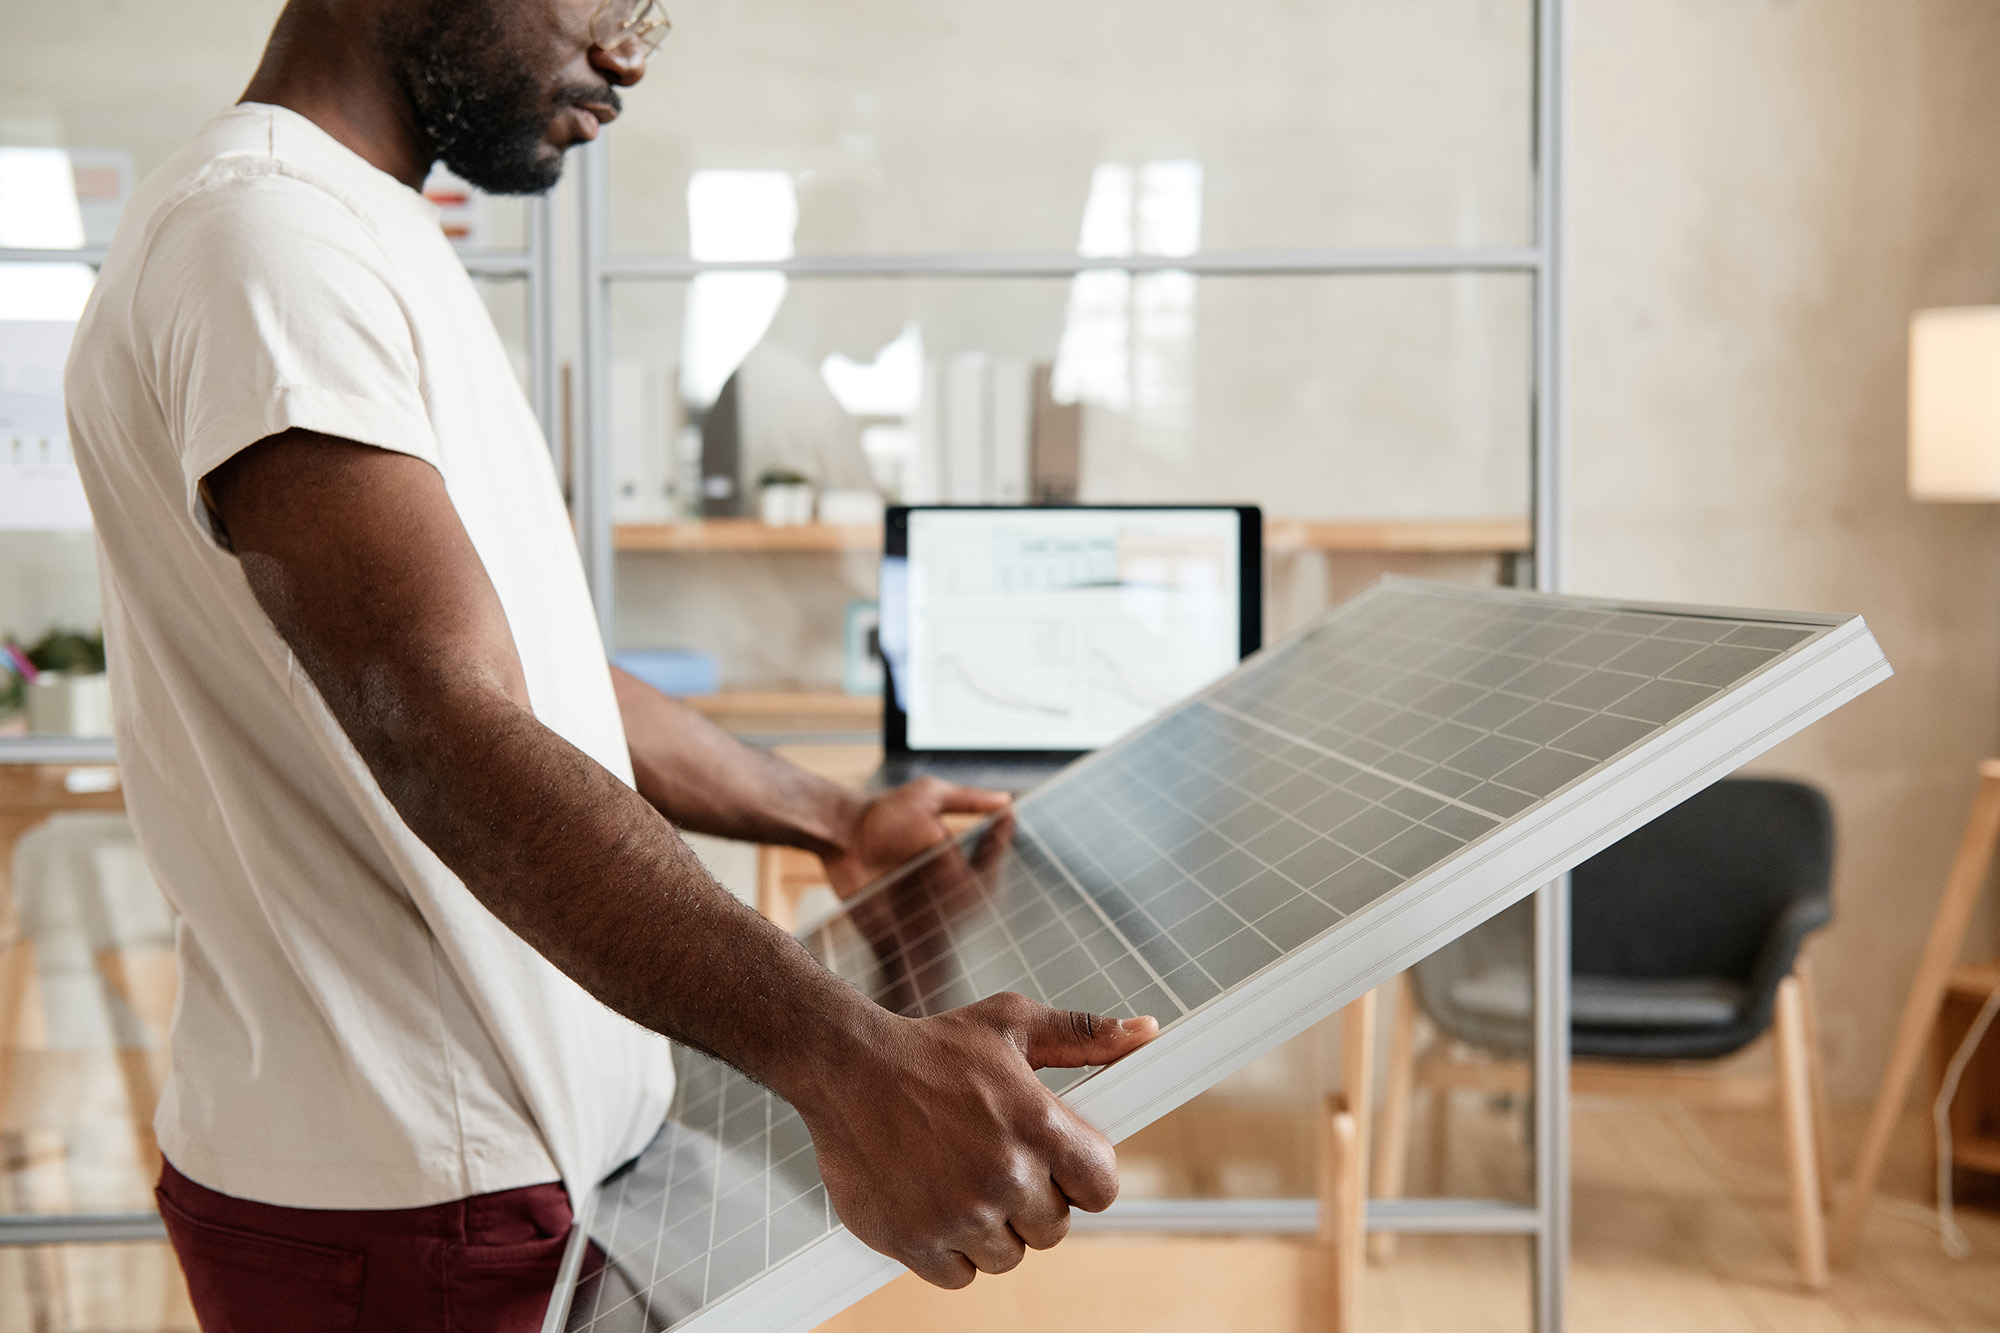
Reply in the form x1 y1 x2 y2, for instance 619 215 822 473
64 3 1156 1328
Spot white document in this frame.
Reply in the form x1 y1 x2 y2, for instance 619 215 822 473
0 319 91 531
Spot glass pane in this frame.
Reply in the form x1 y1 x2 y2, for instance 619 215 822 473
0 793 173 1218
608 272 1531 517
0 4 281 209
610 0 1535 255
607 270 1528 692
472 276 533 399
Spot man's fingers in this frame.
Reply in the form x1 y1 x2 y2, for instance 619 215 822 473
1017 1005 1160 1071
928 779 1012 815
906 1248 978 1290
954 1221 1029 1276
900 775 1011 818
1047 1110 1122 1214
1008 1180 1074 1251
968 809 1017 873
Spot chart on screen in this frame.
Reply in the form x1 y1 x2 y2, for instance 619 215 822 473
905 509 1242 750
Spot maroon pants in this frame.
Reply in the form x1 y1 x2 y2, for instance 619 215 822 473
157 1160 589 1333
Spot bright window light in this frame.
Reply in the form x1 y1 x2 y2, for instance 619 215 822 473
681 170 798 409
1076 163 1135 260
1137 161 1204 259
1053 160 1204 431
0 147 86 250
0 263 95 321
822 321 925 417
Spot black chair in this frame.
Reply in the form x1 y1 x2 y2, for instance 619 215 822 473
1372 778 1837 1289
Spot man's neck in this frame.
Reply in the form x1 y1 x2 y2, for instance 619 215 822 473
240 5 433 190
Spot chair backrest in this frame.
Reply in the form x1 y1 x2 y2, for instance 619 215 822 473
1410 776 1833 1056
1571 777 1832 981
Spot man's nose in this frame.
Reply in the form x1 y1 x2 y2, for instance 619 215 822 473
590 39 648 87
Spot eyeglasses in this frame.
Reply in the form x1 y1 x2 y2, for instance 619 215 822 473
590 0 671 55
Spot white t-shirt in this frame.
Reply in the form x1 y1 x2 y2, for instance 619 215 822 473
65 104 676 1210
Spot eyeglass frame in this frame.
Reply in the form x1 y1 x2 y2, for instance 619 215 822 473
590 0 671 55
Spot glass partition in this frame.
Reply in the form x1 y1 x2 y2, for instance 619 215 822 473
588 0 1556 1310
607 271 1530 691
608 0 1535 255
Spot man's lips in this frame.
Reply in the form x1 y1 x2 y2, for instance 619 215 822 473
555 103 616 143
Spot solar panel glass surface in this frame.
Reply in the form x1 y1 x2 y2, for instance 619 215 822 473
558 580 1884 1333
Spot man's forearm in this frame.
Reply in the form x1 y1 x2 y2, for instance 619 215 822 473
349 659 877 1096
613 668 864 858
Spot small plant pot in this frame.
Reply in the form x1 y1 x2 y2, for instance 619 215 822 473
759 482 815 527
27 672 113 737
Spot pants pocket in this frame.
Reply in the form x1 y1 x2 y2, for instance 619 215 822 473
444 1229 572 1333
157 1188 365 1333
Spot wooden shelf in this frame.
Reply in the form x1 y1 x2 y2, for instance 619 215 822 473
684 691 881 736
615 517 1534 556
616 521 881 553
1265 518 1532 555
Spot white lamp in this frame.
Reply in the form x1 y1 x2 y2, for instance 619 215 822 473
1910 306 2000 500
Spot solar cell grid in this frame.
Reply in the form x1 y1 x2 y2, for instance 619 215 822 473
557 581 1883 1333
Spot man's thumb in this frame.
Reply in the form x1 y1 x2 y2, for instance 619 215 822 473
1019 1007 1160 1070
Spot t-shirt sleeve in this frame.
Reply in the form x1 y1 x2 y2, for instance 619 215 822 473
135 170 442 546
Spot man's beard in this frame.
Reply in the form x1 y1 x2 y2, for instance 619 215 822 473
376 0 619 196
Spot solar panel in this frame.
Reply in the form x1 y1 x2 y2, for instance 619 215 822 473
551 579 1890 1333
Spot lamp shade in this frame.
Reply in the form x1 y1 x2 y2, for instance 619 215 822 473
1910 305 2000 501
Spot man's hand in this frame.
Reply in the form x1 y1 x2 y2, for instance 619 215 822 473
787 992 1159 1288
822 777 1011 899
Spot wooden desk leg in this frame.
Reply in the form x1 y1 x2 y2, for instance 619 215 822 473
1341 989 1378 1189
1325 989 1377 1331
1831 762 2000 1263
1369 974 1418 1263
1319 1093 1362 1333
756 846 794 933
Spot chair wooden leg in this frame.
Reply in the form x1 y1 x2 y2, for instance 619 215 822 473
1425 1093 1451 1195
1368 973 1418 1263
1319 1093 1363 1333
1774 975 1830 1290
1794 953 1835 1209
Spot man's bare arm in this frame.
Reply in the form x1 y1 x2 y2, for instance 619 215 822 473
203 429 1156 1286
608 671 1009 897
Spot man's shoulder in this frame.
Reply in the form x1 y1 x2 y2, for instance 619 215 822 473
117 105 412 284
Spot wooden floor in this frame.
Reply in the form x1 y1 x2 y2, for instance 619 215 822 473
822 1099 2000 1333
0 1097 1989 1332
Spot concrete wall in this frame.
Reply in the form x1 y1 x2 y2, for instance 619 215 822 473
1569 0 2000 1100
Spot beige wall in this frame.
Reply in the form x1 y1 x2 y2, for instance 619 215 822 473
1570 0 2000 1100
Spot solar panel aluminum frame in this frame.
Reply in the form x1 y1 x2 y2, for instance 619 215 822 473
547 581 1890 1333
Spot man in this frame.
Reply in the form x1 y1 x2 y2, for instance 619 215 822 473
64 1 1157 1327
